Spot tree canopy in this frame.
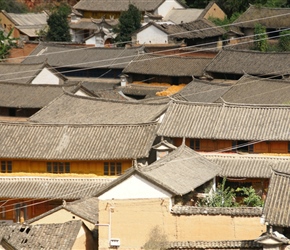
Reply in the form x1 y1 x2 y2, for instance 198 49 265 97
0 29 18 61
46 3 71 42
114 4 141 46
0 0 28 13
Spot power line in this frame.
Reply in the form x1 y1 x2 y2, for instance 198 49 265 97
2 28 290 83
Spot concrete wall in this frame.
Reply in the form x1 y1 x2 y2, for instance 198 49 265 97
98 198 266 250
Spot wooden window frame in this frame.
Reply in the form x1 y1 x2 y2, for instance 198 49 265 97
104 162 122 176
47 162 70 174
189 139 200 150
1 161 12 173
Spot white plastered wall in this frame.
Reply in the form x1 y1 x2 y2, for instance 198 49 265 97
98 174 172 200
32 67 60 85
156 0 185 17
137 25 168 44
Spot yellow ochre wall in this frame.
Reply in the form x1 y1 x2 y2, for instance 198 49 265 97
173 138 290 154
98 198 266 250
203 3 227 20
83 11 121 19
0 12 20 38
1 159 132 175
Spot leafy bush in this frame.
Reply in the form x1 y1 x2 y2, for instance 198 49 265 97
254 23 268 52
236 186 263 207
278 30 290 51
197 178 238 207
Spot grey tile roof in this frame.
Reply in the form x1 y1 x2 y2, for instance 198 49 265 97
1 220 82 250
140 19 226 40
205 49 290 76
120 84 168 98
0 122 158 160
0 177 112 199
157 101 290 140
123 54 212 77
21 43 144 69
4 11 48 26
74 0 165 12
204 153 290 178
98 145 221 196
27 197 99 224
176 18 227 39
29 92 168 124
218 75 290 105
138 145 221 195
69 18 99 30
163 8 204 24
172 78 231 102
263 170 290 227
0 82 74 108
168 240 262 249
232 5 290 29
171 205 262 216
0 63 45 84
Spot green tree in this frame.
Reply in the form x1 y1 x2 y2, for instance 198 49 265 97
197 178 238 207
0 28 18 61
46 3 71 42
254 23 268 51
236 186 263 207
114 4 141 46
278 30 290 51
0 0 28 13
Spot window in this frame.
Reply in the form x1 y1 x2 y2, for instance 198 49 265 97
47 162 70 174
233 141 253 153
189 139 200 150
104 162 122 176
1 161 12 173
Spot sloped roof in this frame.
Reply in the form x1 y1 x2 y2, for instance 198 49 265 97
1 220 82 250
98 145 221 196
74 0 165 12
120 83 168 98
172 78 231 102
263 170 290 227
21 43 144 69
168 240 262 249
176 18 227 39
163 8 204 24
0 63 45 84
139 145 221 195
204 153 290 178
150 18 226 39
69 18 100 30
29 92 168 124
172 206 262 216
27 197 99 224
0 122 158 160
17 24 47 38
123 54 212 77
0 83 74 108
219 75 290 105
232 5 290 29
157 101 290 140
205 49 290 76
0 177 112 199
4 11 47 26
